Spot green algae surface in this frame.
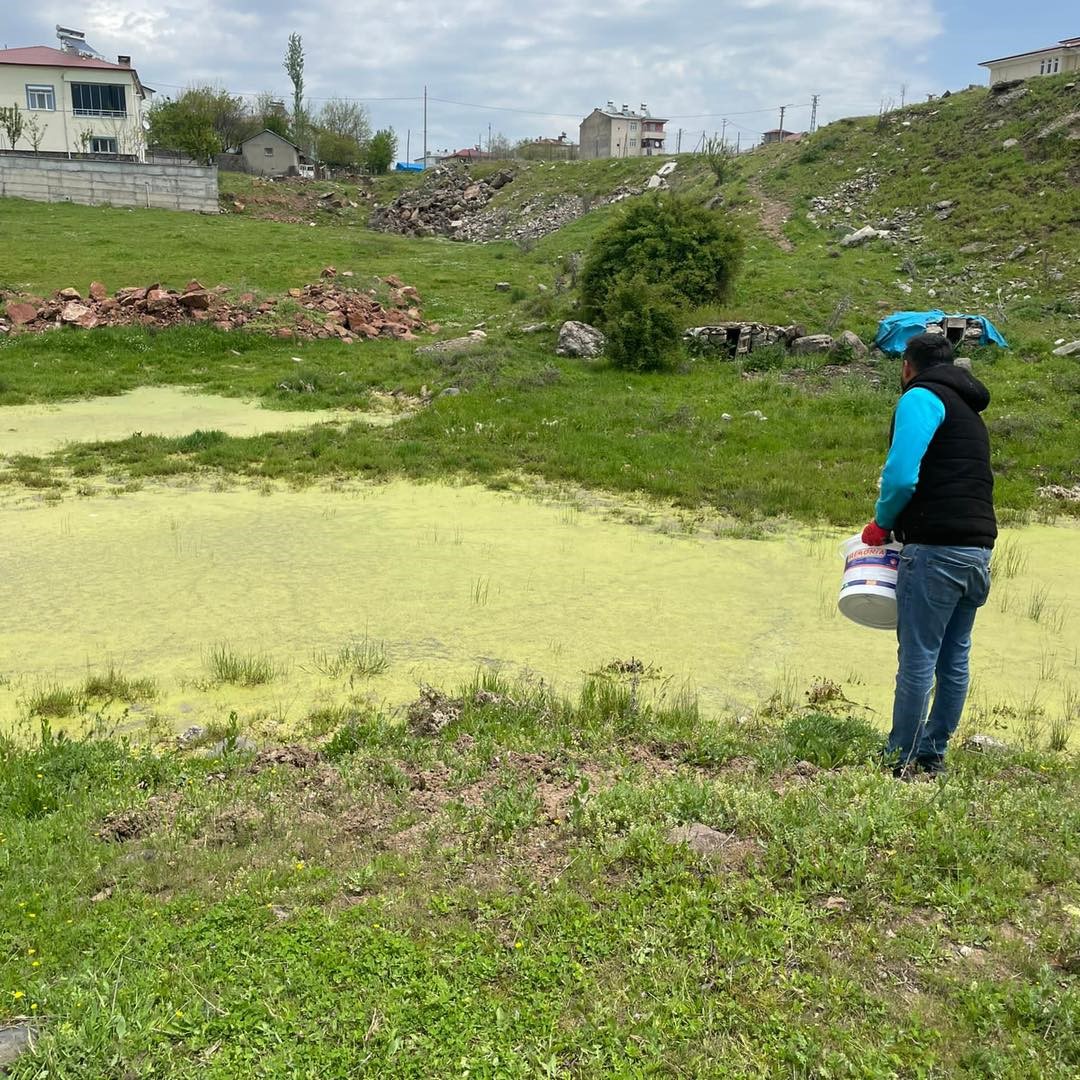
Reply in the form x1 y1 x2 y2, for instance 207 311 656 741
0 386 392 459
0 480 1076 736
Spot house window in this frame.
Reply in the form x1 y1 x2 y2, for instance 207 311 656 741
90 136 118 154
26 84 55 111
1053 57 1060 73
1040 60 1046 74
629 138 637 148
264 146 274 156
71 83 127 117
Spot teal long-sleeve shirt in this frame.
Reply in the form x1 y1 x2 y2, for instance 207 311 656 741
874 387 946 529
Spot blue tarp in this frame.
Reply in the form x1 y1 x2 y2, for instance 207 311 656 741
394 162 424 172
873 310 1009 356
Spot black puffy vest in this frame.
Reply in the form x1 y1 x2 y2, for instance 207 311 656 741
890 363 997 549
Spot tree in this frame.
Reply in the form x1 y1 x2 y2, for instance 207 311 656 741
580 195 744 322
602 275 682 371
319 98 370 146
488 131 513 159
316 129 362 168
254 92 290 137
0 103 25 150
284 33 305 146
147 95 221 164
365 128 397 174
24 114 48 152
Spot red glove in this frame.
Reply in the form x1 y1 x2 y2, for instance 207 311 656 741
861 521 890 546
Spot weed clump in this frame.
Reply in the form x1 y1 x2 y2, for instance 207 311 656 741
205 643 281 686
82 664 158 702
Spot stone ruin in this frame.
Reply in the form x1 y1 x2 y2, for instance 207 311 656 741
683 322 805 357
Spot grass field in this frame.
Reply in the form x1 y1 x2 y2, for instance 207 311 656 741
2 675 1079 1077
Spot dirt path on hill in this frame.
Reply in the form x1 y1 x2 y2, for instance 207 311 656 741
747 177 795 252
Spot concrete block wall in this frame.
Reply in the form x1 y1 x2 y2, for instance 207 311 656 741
0 154 219 213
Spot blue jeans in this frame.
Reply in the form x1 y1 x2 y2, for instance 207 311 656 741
887 543 992 767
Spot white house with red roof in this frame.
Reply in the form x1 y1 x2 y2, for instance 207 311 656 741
979 36 1080 85
0 36 151 160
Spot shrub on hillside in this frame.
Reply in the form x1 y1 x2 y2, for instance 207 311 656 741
602 276 682 372
580 196 743 320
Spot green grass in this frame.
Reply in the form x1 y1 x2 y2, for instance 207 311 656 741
309 637 390 680
203 643 281 687
1 675 1078 1076
82 664 158 703
22 682 81 719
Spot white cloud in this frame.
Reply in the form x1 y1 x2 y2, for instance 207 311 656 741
8 1 947 148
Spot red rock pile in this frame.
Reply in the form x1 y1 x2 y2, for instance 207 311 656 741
0 272 434 344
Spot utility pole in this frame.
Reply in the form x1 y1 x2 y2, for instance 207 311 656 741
422 85 427 167
736 132 741 154
487 122 492 155
720 118 728 148
809 94 819 134
406 129 411 162
676 127 682 153
778 103 794 137
900 83 907 109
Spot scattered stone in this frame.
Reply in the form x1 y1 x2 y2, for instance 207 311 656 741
247 745 322 773
60 300 90 323
519 323 550 334
494 282 511 292
792 334 835 355
90 886 114 903
556 320 606 358
176 725 207 749
667 822 734 854
1002 138 1019 149
954 357 973 372
4 301 38 325
88 280 108 301
416 331 487 358
836 329 868 358
958 241 993 255
744 410 768 421
407 686 462 736
1051 340 1080 357
963 734 1010 753
57 286 81 300
206 735 258 758
0 1022 34 1068
721 413 733 421
1037 483 1080 503
935 199 955 211
840 225 890 247
1007 244 1028 261
439 386 461 396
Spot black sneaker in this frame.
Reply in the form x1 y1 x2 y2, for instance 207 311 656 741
916 758 947 779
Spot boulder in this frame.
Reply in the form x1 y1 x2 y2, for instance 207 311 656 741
836 330 868 358
953 357 973 372
179 290 211 310
1002 138 1019 149
963 733 1009 753
840 225 889 247
792 334 835 355
57 286 81 300
1052 340 1080 357
88 280 108 301
1007 244 1028 261
556 320 606 358
494 282 511 292
60 300 91 323
4 301 38 326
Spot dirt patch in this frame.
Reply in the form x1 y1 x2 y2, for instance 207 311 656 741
0 277 433 344
247 745 324 773
748 176 795 252
775 362 883 390
406 687 463 736
96 791 183 842
668 822 762 872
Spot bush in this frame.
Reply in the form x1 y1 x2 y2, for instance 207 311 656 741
781 711 883 769
580 196 743 321
603 276 682 372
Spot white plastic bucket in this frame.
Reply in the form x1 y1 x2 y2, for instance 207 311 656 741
838 534 903 629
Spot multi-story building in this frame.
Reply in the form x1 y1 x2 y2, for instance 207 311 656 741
579 102 667 159
0 29 151 160
979 37 1080 85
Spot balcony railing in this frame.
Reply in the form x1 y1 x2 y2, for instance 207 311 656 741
73 108 127 118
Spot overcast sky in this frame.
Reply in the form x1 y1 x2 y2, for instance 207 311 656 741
2 3 1071 154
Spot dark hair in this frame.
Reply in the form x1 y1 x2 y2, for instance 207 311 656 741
903 333 954 372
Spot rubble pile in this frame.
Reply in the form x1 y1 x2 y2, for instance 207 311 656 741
371 165 516 239
0 275 434 344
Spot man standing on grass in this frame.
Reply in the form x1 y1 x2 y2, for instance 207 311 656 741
861 333 997 777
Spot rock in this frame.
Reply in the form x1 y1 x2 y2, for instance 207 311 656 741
958 241 992 255
840 225 889 247
792 334 834 355
57 286 81 300
494 282 511 292
416 333 487 358
667 822 736 855
556 320 605 358
60 300 90 323
320 266 337 278
1007 244 1028 260
836 330 868 358
898 282 913 294
1002 138 1019 149
744 410 768 421
519 323 550 334
935 199 955 211
88 280 108 301
963 733 1009 753
0 1022 34 1068
176 725 207 749
657 160 678 177
1052 340 1080 357
936 208 954 221
721 413 732 421
439 386 461 396
4 301 38 325
954 357 973 372
206 735 258 758
178 289 211 310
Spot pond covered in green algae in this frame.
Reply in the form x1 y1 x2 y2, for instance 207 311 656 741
0 386 394 459
0 479 1077 737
